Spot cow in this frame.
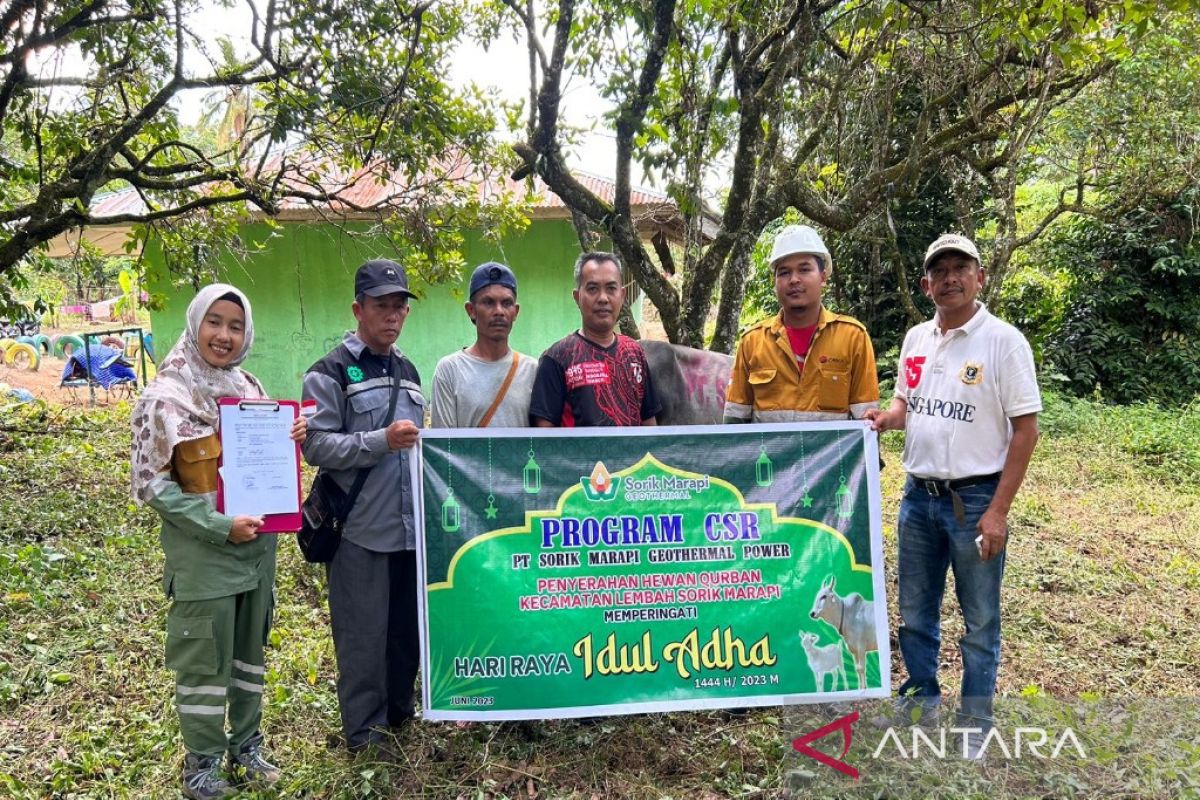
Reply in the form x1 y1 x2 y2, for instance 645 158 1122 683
641 340 732 426
809 576 878 690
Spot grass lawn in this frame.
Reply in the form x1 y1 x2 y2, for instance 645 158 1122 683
1 394 1198 798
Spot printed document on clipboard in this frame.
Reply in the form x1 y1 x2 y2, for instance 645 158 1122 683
216 397 302 533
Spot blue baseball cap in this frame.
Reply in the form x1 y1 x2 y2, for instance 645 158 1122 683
468 262 518 300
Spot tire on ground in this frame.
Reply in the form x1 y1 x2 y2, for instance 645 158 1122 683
4 342 40 371
53 334 85 357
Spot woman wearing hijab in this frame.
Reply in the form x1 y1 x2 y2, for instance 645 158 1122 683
131 284 304 800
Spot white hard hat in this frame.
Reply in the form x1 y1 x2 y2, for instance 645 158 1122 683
770 225 831 271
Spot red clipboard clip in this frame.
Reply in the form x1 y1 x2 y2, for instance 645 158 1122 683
215 397 303 534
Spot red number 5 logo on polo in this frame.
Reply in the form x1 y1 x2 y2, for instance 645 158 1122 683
904 356 926 389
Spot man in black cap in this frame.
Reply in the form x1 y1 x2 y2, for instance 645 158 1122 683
430 262 537 428
301 259 425 756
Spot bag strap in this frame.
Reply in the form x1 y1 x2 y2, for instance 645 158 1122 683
478 351 521 429
341 353 403 516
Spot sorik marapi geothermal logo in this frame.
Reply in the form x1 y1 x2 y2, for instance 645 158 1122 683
579 461 713 503
580 462 622 501
791 712 1087 779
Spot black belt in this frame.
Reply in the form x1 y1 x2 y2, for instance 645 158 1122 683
912 472 1002 497
911 472 1001 525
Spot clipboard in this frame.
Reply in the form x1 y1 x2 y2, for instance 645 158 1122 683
216 397 302 534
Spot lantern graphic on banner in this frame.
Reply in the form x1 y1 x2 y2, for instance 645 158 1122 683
835 476 853 519
441 489 461 532
441 438 462 531
755 446 774 487
523 445 541 494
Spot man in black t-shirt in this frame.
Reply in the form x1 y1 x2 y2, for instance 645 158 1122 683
530 252 661 427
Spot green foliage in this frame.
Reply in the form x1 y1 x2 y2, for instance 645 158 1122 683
827 177 960 357
1034 11 1200 204
1040 190 1200 405
993 264 1071 364
3 240 144 323
1039 391 1200 485
503 0 1164 348
1 0 514 298
0 257 55 322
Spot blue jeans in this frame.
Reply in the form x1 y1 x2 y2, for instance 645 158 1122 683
896 475 1005 727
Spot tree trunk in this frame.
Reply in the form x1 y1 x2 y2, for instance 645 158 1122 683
710 229 758 354
885 219 926 326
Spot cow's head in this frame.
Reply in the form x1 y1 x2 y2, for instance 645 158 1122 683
809 576 838 620
800 631 817 648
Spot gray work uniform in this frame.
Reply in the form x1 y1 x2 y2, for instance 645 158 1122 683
301 332 424 749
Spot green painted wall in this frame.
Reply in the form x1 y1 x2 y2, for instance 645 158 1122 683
147 219 636 398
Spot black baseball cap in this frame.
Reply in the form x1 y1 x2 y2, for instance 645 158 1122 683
468 262 518 300
355 259 417 299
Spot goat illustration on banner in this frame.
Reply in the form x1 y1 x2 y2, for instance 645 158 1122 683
413 422 890 721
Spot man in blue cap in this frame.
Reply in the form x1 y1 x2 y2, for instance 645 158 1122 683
431 262 537 427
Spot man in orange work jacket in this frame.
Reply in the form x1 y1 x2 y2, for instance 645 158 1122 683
723 225 879 423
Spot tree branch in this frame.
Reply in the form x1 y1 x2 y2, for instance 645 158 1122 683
650 230 675 276
502 0 550 74
613 0 676 216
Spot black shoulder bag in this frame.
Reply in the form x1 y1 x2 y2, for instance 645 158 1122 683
298 365 401 563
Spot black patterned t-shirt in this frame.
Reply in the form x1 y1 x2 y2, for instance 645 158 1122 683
529 333 661 426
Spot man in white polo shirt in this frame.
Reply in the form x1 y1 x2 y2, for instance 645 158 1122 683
867 233 1040 753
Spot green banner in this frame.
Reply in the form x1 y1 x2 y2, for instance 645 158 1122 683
414 423 889 720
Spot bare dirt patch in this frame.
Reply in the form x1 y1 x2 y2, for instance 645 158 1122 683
1 325 150 405
0 353 76 403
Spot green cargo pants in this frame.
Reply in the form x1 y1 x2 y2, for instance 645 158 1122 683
165 574 274 758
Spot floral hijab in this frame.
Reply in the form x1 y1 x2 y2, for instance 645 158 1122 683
130 284 265 503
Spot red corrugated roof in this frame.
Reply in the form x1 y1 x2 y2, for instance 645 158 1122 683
84 154 679 221
89 188 153 217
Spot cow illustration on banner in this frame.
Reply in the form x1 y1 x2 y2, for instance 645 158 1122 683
413 422 890 721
